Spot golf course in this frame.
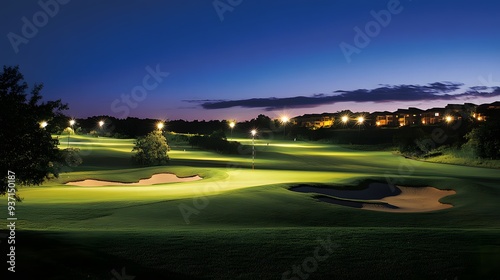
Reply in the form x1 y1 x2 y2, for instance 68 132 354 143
3 134 500 279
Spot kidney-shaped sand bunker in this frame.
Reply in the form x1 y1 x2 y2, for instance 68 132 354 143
66 173 202 187
290 182 456 213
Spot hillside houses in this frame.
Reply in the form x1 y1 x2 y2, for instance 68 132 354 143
476 101 500 121
421 107 447 125
290 101 498 129
292 113 334 129
372 111 395 126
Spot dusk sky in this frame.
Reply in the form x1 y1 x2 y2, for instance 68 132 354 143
2 0 500 121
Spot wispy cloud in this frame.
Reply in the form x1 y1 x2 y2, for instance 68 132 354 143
185 82 500 110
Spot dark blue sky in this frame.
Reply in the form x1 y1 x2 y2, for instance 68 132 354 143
2 0 500 121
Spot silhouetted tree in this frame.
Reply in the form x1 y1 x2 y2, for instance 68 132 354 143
255 114 273 129
0 66 68 198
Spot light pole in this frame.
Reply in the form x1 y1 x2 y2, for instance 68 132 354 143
357 116 364 131
341 115 349 125
229 121 235 140
68 119 75 148
281 116 289 139
157 122 164 131
156 121 169 152
251 129 257 170
98 120 104 136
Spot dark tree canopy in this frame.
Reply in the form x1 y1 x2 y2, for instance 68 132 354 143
132 131 170 165
0 66 68 197
465 119 500 159
188 130 242 154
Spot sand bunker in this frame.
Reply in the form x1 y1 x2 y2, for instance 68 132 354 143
66 173 202 187
290 182 455 213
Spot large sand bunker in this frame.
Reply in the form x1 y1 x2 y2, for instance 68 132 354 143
290 182 456 213
66 173 202 187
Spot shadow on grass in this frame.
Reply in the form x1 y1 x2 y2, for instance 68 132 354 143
2 230 204 280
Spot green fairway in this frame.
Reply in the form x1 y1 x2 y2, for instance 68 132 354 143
2 134 500 279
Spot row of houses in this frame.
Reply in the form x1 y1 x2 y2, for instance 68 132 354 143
292 102 500 129
292 113 335 129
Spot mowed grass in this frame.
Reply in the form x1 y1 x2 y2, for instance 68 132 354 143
2 134 500 279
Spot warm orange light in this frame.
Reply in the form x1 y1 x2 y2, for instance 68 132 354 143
157 122 164 130
376 121 381 126
341 116 349 123
229 121 235 128
40 121 48 128
357 116 364 124
281 116 289 124
445 116 453 123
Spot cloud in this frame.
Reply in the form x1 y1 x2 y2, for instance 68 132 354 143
186 82 500 111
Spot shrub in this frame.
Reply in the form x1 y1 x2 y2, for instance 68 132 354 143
465 121 500 159
132 131 170 165
189 131 241 154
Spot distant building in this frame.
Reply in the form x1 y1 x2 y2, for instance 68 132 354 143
487 101 500 109
421 107 446 125
476 101 500 121
292 114 334 129
290 101 498 130
394 107 423 126
444 103 477 120
370 111 396 126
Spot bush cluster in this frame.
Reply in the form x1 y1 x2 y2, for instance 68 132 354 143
188 131 241 154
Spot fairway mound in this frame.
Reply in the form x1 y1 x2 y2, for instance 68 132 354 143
290 183 456 213
66 173 202 186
